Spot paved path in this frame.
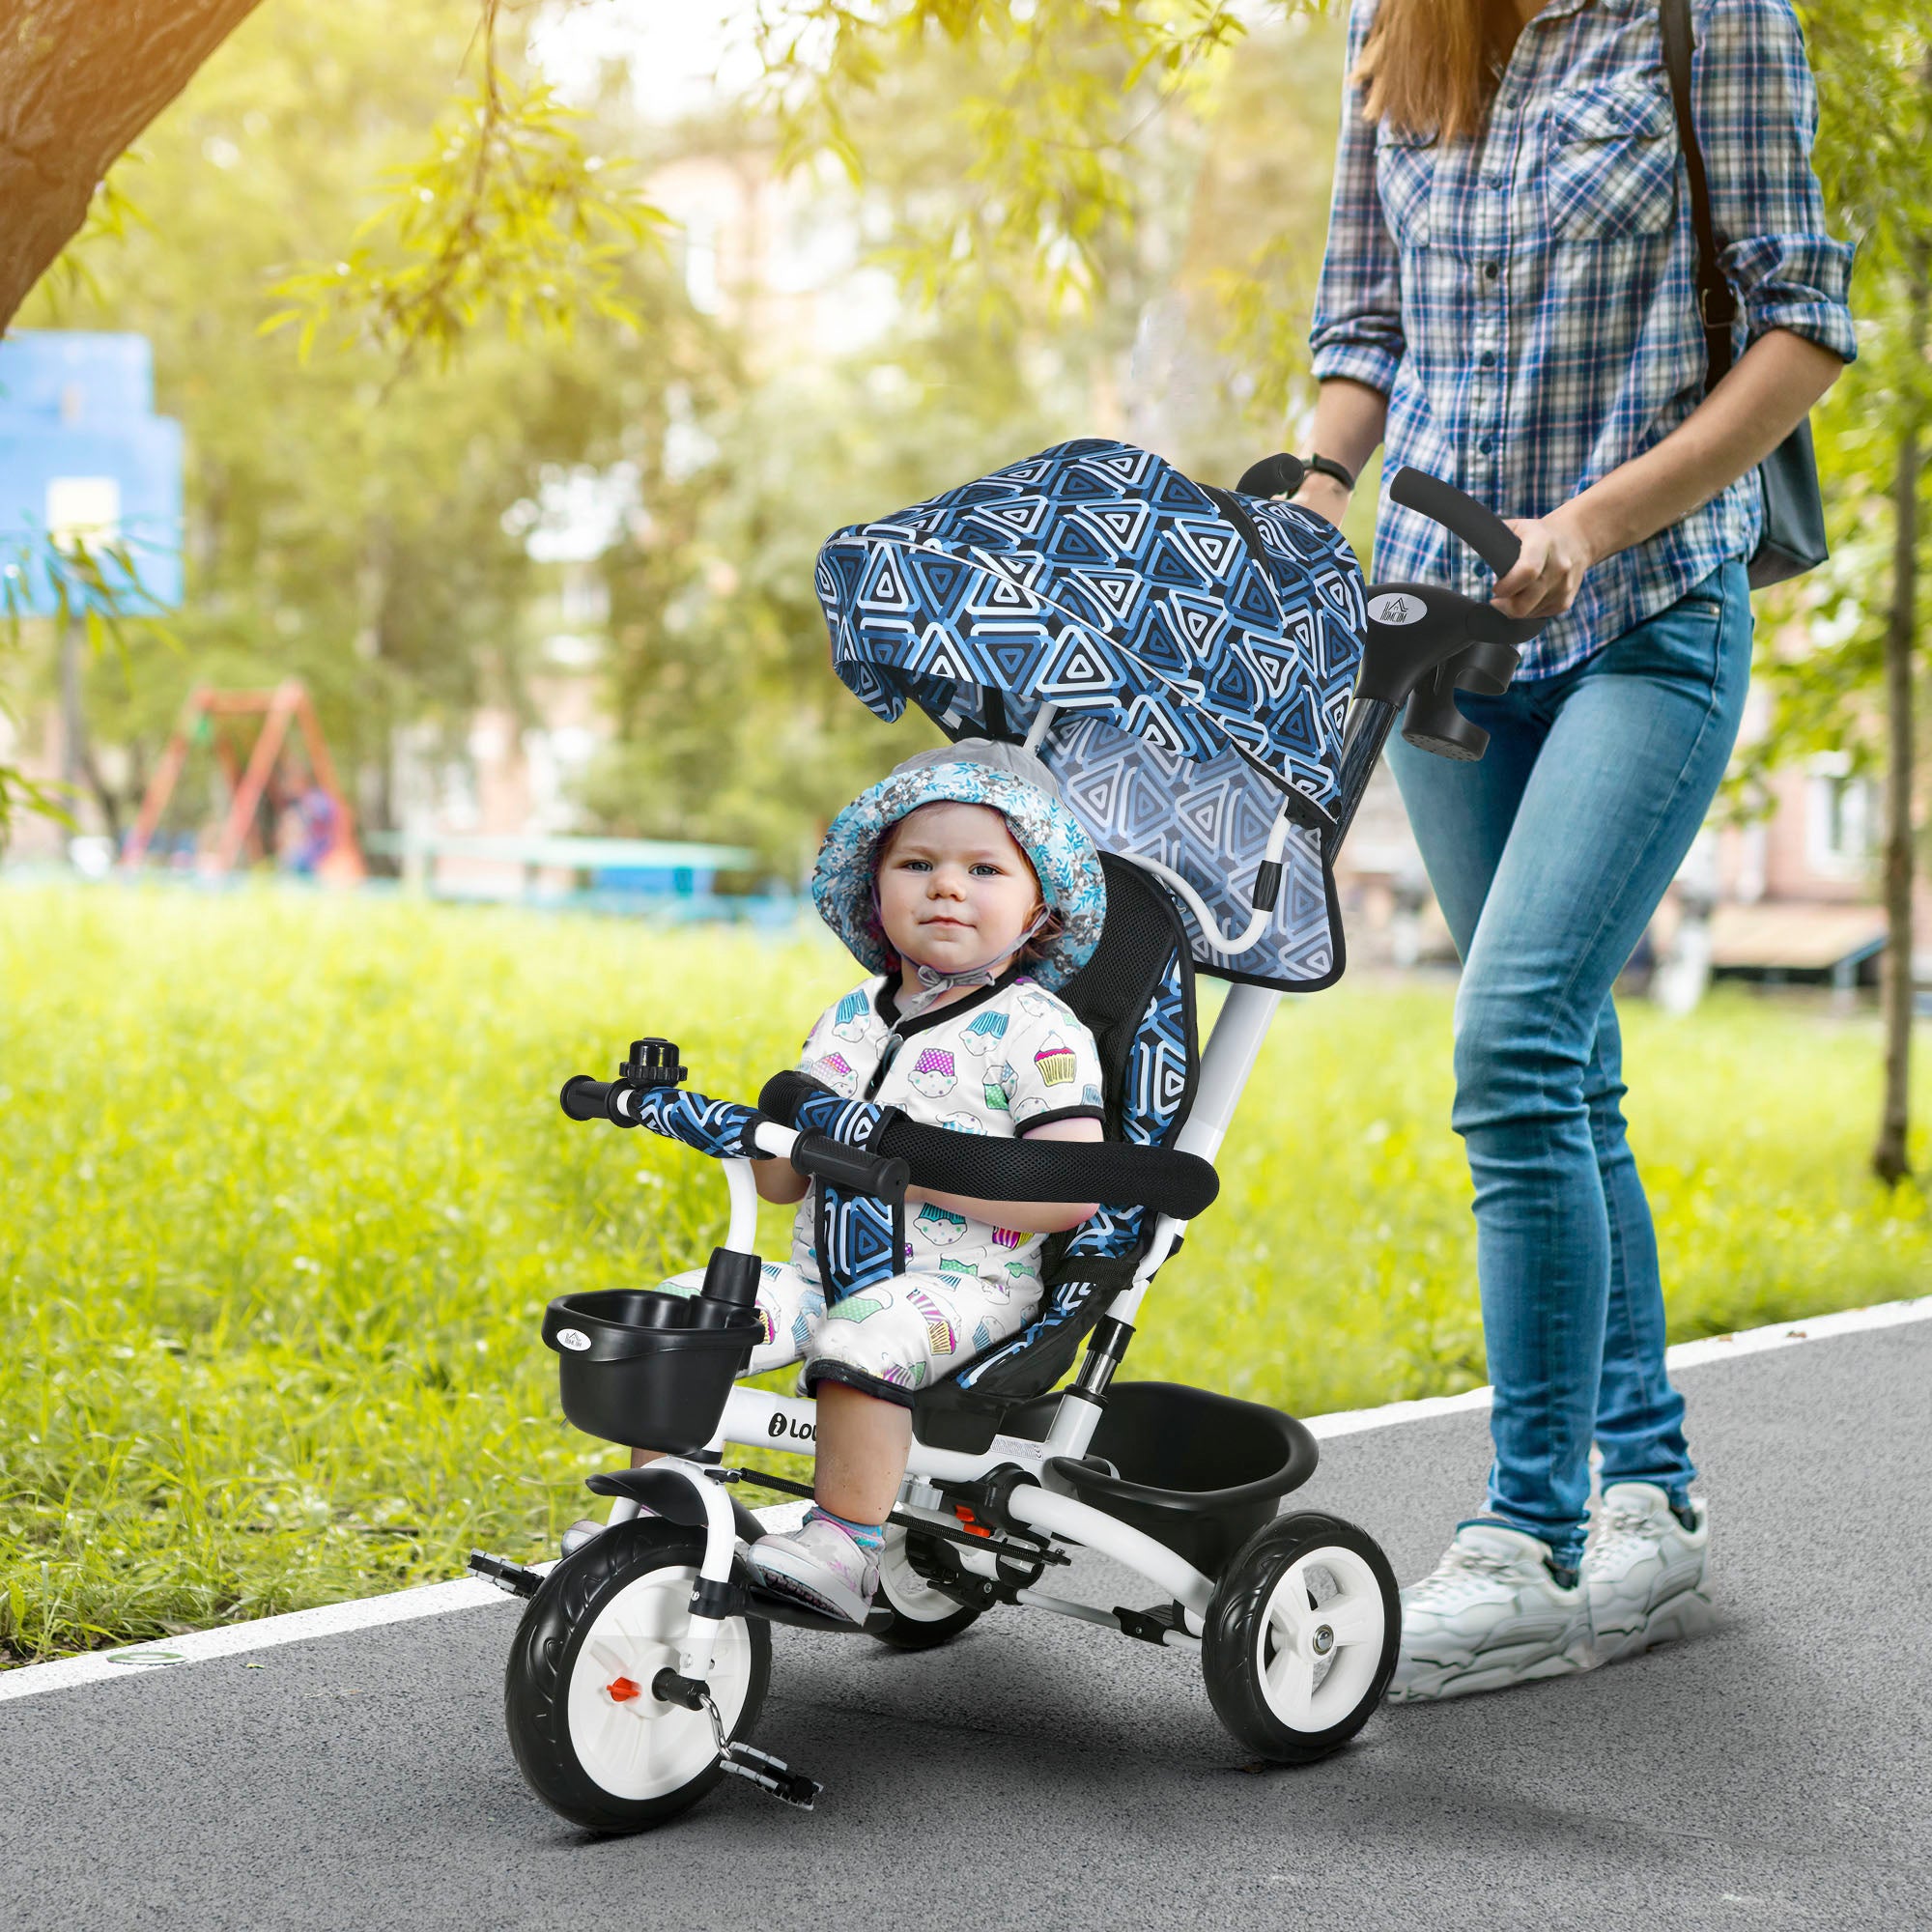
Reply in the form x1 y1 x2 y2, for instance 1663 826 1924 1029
5 1318 1928 1931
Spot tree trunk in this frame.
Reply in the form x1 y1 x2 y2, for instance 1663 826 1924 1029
1872 254 1926 1188
0 0 268 331
58 608 122 842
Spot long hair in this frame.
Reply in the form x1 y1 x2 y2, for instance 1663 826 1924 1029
1352 0 1525 141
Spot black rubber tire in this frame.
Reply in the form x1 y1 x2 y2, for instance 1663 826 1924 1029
1201 1511 1400 1764
504 1520 771 1833
870 1527 982 1651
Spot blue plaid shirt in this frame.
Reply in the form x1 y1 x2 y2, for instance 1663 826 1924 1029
1310 0 1857 677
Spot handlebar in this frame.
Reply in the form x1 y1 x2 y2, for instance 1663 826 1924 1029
560 1075 619 1122
558 1074 909 1205
1386 467 1521 581
787 1130 910 1207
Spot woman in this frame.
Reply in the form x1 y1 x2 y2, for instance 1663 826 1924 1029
1293 0 1854 1699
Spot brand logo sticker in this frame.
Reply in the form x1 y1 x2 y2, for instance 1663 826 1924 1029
1369 592 1426 626
555 1327 592 1352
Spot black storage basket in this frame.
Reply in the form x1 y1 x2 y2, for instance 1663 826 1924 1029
543 1289 760 1454
1040 1381 1319 1577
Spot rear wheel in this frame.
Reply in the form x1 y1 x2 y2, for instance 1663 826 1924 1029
505 1520 770 1833
870 1523 982 1651
1202 1512 1399 1764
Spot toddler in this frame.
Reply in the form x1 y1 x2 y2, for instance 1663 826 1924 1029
672 740 1109 1622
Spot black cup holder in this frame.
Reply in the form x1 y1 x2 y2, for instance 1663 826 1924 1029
543 1289 762 1453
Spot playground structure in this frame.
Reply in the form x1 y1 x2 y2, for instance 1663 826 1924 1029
120 681 364 882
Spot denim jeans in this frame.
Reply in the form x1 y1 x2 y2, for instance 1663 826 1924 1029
1385 560 1753 1568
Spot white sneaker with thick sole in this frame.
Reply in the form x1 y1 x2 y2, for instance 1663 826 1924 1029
1583 1482 1712 1664
746 1517 880 1625
1388 1522 1593 1703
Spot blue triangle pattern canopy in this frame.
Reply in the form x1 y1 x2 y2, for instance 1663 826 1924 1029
814 439 1368 993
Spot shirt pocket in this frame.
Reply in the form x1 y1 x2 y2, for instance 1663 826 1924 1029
1375 126 1437 248
1541 84 1677 241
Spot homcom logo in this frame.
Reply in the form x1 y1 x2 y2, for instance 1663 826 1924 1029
1368 592 1427 627
769 1412 816 1443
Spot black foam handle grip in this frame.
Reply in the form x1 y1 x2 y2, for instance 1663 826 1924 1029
1235 452 1308 499
788 1129 911 1206
1388 468 1521 581
560 1075 614 1122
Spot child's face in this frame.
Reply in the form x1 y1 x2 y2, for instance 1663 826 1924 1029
877 802 1043 977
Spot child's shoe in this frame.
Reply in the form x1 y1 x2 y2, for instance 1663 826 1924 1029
1387 1522 1593 1702
1583 1483 1712 1664
746 1512 881 1625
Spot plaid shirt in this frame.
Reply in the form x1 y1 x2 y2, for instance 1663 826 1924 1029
1309 0 1857 677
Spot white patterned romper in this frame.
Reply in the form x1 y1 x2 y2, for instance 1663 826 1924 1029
663 970 1104 1404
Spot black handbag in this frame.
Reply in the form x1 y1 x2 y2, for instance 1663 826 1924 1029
1661 0 1829 589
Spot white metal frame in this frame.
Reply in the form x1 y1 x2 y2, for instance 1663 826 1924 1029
605 979 1282 1679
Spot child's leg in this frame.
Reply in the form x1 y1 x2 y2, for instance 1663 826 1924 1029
811 1381 912 1524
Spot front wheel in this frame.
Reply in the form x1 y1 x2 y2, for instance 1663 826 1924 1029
504 1520 771 1833
1201 1512 1399 1764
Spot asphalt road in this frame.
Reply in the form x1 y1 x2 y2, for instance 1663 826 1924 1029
5 1321 1928 1932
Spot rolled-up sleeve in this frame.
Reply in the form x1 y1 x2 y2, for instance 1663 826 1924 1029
1308 0 1406 395
1695 0 1857 362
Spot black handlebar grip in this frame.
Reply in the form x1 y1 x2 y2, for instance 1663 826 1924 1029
1235 452 1308 499
560 1075 617 1123
788 1129 910 1207
1388 468 1521 581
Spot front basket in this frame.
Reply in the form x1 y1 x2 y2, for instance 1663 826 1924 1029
543 1289 759 1454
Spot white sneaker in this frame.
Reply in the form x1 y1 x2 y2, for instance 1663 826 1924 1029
1584 1483 1712 1665
746 1516 880 1625
1388 1522 1593 1703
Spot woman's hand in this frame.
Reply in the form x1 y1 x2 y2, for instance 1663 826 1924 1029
1490 501 1599 620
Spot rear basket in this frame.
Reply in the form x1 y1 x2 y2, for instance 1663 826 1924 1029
543 1289 760 1454
1043 1380 1319 1577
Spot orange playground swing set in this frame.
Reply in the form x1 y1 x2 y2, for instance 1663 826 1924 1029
120 680 365 882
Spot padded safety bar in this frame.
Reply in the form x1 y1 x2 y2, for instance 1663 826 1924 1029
758 1070 1219 1219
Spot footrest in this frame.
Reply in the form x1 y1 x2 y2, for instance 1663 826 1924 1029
712 1574 896 1638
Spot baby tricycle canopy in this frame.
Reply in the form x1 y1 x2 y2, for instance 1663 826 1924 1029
815 438 1368 991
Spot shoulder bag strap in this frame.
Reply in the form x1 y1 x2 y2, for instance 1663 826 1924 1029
1660 0 1738 385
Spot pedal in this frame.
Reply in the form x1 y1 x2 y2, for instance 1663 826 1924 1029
719 1739 822 1810
682 1675 824 1810
468 1550 541 1598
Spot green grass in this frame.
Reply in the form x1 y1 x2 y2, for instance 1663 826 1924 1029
2 882 1925 1664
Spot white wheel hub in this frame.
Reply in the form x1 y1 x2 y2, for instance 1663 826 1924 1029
1254 1546 1385 1733
877 1525 962 1623
565 1563 754 1800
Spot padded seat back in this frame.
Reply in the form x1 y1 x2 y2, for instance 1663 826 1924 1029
928 853 1200 1412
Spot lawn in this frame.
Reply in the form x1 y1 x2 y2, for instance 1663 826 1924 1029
2 881 1925 1663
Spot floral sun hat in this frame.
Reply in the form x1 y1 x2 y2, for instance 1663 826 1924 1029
810 738 1107 992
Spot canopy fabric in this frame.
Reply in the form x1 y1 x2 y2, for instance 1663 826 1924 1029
814 440 1366 992
815 439 1365 828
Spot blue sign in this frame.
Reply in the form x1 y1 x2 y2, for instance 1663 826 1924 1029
0 331 184 614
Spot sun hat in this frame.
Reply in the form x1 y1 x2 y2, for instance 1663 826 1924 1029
810 738 1107 992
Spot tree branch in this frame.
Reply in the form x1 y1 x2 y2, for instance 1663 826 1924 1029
0 0 268 331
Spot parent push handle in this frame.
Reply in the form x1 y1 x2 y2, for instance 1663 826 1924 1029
1349 470 1548 769
1387 467 1521 580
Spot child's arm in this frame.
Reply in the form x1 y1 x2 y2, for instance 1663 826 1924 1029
753 1155 810 1206
905 1116 1102 1233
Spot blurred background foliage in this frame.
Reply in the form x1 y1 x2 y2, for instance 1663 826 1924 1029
16 0 1357 877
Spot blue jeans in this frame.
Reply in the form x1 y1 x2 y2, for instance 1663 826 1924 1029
1385 561 1753 1569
